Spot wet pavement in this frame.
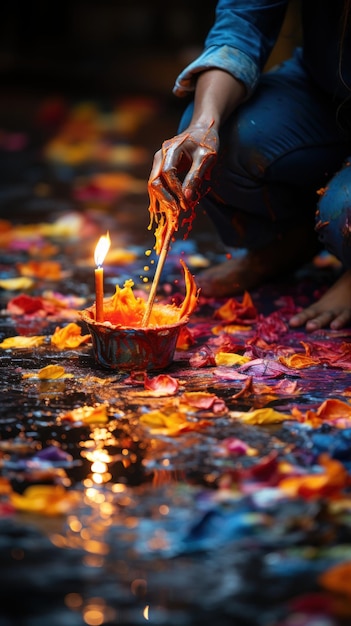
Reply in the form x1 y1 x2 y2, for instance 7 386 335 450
1 87 351 626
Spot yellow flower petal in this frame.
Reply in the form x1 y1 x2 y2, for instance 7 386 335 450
10 484 80 515
215 352 251 366
231 407 291 425
38 364 73 379
139 408 211 437
22 364 74 380
107 248 137 265
139 409 186 435
140 409 182 428
0 277 34 290
0 335 46 349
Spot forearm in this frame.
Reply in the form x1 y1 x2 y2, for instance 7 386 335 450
148 70 246 212
189 69 247 131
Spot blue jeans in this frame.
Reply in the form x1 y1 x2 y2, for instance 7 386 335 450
179 50 351 266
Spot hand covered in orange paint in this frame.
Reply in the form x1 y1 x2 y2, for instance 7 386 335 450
148 122 218 218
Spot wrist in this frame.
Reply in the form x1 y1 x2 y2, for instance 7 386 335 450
188 117 220 132
192 69 246 128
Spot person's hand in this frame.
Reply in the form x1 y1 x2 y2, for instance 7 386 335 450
148 122 219 219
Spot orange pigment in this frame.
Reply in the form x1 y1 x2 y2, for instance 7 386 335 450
85 259 199 328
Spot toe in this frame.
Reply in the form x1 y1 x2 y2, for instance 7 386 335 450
305 311 335 331
289 308 317 328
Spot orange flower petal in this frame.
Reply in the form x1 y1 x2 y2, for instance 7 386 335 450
214 291 257 322
279 353 320 368
176 325 194 350
316 398 351 420
177 259 199 320
59 404 108 424
319 561 351 596
279 454 349 499
51 322 91 349
17 260 64 280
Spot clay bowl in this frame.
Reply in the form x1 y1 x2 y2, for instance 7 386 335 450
80 309 188 371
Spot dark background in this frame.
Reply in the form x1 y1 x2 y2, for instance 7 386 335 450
0 1 301 98
0 1 218 96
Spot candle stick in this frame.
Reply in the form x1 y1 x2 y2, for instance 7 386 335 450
95 265 104 322
94 232 111 323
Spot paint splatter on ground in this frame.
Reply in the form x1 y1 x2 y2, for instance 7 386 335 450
1 92 351 626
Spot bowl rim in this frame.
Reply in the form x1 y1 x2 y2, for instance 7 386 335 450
79 308 189 332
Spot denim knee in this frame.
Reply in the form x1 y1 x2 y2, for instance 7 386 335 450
317 159 351 267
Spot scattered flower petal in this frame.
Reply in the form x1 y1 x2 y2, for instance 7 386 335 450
23 364 74 380
181 391 228 414
16 260 66 280
215 352 250 366
0 335 46 349
214 292 257 323
10 484 80 515
0 277 34 290
143 373 180 396
59 404 108 424
51 322 91 349
231 407 291 425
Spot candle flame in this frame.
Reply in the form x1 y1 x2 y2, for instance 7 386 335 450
94 232 111 267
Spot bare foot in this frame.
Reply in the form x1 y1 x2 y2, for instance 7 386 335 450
196 227 320 298
196 253 268 297
289 269 351 331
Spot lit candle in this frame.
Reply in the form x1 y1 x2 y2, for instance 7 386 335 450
94 232 111 322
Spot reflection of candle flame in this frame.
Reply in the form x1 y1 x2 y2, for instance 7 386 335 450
94 232 111 267
84 429 114 485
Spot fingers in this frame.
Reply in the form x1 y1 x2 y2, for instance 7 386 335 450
182 146 217 205
148 140 188 214
161 136 192 213
148 144 182 215
181 128 218 204
148 147 163 185
148 176 179 216
148 125 219 216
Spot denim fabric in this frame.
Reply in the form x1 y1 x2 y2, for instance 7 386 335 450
174 0 351 101
178 52 351 262
317 162 351 268
174 0 288 98
175 1 351 266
